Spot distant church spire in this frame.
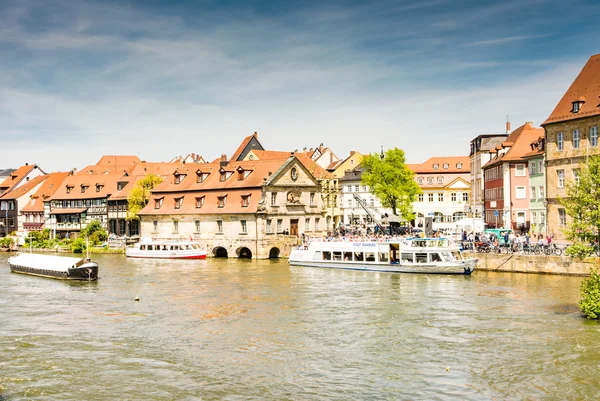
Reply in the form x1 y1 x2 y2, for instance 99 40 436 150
380 144 384 160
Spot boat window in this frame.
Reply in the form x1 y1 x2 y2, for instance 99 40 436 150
343 252 352 261
379 252 389 262
313 251 322 261
416 253 428 263
147 245 153 251
452 251 462 260
162 245 168 251
170 246 175 251
354 252 364 262
430 253 442 262
333 251 342 261
141 245 146 251
365 252 375 262
401 253 413 263
323 251 332 260
441 252 453 261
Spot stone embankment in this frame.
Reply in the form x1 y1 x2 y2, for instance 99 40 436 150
468 252 600 276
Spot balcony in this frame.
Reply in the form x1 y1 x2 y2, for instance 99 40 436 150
23 222 44 231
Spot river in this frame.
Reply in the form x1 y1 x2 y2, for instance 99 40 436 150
0 253 598 400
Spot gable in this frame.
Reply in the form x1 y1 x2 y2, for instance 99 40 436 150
445 178 470 190
268 158 320 187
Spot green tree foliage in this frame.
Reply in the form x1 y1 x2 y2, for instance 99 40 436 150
78 220 108 247
361 148 422 220
560 155 600 259
579 268 600 319
127 174 163 221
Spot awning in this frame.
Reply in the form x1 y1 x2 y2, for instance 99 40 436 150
49 208 88 215
381 214 404 224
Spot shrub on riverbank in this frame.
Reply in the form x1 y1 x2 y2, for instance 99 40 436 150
579 268 600 319
566 242 594 260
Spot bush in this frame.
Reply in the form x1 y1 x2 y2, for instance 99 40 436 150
579 268 600 319
566 243 594 260
71 237 87 254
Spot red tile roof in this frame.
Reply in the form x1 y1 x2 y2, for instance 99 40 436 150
408 156 471 173
543 54 600 125
482 123 544 168
139 156 322 216
0 175 47 200
0 164 42 193
246 150 330 179
78 155 142 175
21 172 71 212
47 172 124 201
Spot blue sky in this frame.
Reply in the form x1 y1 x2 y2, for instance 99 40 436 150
1 0 599 171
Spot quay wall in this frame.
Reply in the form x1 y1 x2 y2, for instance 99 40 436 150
468 252 600 276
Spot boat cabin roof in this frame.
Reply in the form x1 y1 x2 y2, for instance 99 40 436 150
9 253 86 272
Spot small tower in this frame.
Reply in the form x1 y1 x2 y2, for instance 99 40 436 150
380 144 385 160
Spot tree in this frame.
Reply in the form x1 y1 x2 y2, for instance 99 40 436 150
361 148 421 220
127 174 163 221
579 268 600 319
560 155 600 258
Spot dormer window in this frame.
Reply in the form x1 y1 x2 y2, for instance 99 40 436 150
433 164 439 170
174 197 183 209
81 185 88 193
437 177 443 184
96 184 104 192
417 177 423 184
443 163 449 169
66 185 74 194
154 197 163 209
196 171 209 183
117 182 127 190
456 163 463 169
219 168 232 182
427 177 433 185
218 195 227 208
572 101 584 113
174 173 186 184
241 195 250 207
195 196 205 208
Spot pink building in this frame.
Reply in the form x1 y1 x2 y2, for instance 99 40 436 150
482 122 543 232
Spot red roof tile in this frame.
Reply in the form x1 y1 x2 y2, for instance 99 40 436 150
21 172 71 212
408 156 471 173
0 164 41 193
482 123 544 168
0 175 47 200
543 54 600 125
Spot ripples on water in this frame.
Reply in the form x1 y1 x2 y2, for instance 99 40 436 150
0 253 598 400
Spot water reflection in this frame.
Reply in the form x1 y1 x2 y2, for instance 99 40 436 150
0 254 597 400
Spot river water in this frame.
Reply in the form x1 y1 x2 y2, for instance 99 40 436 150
1 253 599 400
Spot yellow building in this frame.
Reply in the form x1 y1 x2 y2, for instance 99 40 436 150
542 54 600 240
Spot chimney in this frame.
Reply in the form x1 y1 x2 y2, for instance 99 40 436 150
220 154 228 167
506 116 510 133
303 147 307 152
526 121 534 127
73 167 77 174
350 151 355 156
25 162 29 166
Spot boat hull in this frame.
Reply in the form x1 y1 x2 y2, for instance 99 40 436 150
9 262 99 281
289 259 477 274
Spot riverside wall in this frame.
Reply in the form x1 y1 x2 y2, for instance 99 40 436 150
467 252 600 276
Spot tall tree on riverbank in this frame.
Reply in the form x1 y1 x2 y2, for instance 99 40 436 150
127 174 163 221
560 155 600 258
361 148 421 220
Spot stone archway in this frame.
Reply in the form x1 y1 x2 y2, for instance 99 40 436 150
269 247 280 259
236 247 252 259
213 247 228 258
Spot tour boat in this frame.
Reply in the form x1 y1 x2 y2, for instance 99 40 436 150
125 238 207 259
289 237 477 274
8 253 99 280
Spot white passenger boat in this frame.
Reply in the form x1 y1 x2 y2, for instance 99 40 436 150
289 237 477 275
125 238 207 259
8 253 99 280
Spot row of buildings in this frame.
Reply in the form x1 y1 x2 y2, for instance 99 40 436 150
1 53 599 254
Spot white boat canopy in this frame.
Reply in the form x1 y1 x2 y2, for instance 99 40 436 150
9 253 85 272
